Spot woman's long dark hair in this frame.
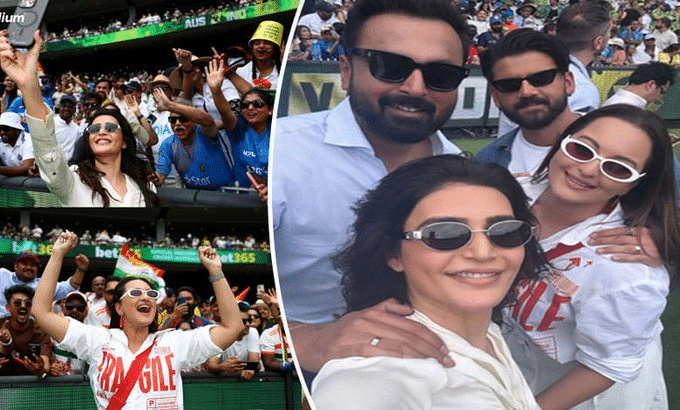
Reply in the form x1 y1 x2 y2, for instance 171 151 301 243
335 155 550 324
533 104 680 277
77 108 160 207
251 41 282 81
110 276 159 333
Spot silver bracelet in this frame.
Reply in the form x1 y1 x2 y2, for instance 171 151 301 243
208 272 225 283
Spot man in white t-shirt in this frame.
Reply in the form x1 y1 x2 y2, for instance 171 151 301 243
0 111 34 176
53 95 79 161
477 29 579 176
297 1 340 37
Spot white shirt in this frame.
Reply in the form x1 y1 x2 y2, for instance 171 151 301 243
568 56 600 112
503 177 669 408
54 115 80 161
313 311 541 410
219 327 260 362
507 129 552 176
57 318 222 410
272 98 461 324
26 110 155 207
603 88 648 108
652 29 678 54
297 13 340 35
0 130 33 166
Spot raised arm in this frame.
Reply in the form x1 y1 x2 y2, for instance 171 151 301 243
205 58 237 131
0 30 50 120
33 232 78 343
153 88 217 137
197 246 243 350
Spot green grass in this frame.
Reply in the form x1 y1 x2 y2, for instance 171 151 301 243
455 135 680 409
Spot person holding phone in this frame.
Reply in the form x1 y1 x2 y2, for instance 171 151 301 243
0 30 159 207
0 284 51 377
312 155 547 409
206 58 271 202
32 232 243 410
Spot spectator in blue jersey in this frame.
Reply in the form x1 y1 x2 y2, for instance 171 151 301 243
206 59 269 201
153 87 234 190
311 25 345 61
477 13 504 53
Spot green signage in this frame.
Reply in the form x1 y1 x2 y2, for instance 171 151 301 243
0 239 270 265
43 0 300 53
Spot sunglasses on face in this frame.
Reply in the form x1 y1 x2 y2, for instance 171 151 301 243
242 318 252 325
86 122 120 134
65 303 86 312
248 314 260 319
350 47 470 92
121 288 160 300
169 115 190 124
560 135 646 183
491 68 559 93
11 299 32 308
403 219 535 251
240 99 267 110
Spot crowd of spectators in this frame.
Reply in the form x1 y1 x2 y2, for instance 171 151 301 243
290 0 680 67
0 221 270 251
43 0 269 43
0 19 281 203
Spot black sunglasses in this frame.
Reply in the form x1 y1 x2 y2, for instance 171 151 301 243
403 219 535 251
65 303 86 312
242 318 252 325
169 115 190 124
11 299 32 308
350 47 469 91
491 68 559 93
86 122 120 134
240 99 267 110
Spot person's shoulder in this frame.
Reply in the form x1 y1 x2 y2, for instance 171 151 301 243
276 109 333 135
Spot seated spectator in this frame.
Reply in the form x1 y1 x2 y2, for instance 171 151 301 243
605 37 627 65
79 229 92 245
0 111 35 176
310 25 344 61
54 94 79 162
160 286 211 329
658 43 680 66
604 61 674 108
153 91 234 190
298 1 340 37
1 76 19 113
514 1 541 30
253 299 275 331
247 307 265 335
205 301 260 380
620 19 645 46
635 34 659 64
469 9 490 36
50 291 89 376
260 323 292 373
289 25 315 61
0 285 50 377
477 14 504 53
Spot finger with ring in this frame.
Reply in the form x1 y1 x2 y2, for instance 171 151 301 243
634 245 642 254
370 337 381 347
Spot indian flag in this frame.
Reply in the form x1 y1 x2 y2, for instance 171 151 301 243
113 244 165 291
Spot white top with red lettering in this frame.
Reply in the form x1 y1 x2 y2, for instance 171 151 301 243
57 317 222 410
504 178 669 383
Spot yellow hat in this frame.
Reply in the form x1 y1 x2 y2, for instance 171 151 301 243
249 20 284 48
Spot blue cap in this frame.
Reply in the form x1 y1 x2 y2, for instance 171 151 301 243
491 14 503 24
502 9 514 18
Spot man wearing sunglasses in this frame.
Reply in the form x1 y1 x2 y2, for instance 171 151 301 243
477 29 579 176
273 0 469 382
0 285 50 377
0 250 87 319
0 111 35 177
51 292 89 376
603 62 674 109
153 90 234 190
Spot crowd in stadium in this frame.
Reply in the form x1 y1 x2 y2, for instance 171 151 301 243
45 0 269 42
289 0 680 65
0 18 281 205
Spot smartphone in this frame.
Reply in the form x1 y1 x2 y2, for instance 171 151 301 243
256 284 265 294
177 296 187 305
28 343 41 359
7 0 51 49
243 361 259 371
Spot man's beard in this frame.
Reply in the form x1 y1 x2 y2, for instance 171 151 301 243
502 94 568 130
348 84 453 144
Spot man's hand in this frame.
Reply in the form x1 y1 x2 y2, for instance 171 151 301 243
589 226 662 266
221 356 246 372
292 298 454 372
49 360 68 376
0 357 8 369
240 369 255 380
0 320 10 344
23 353 45 375
205 58 225 92
198 246 222 276
124 93 140 115
152 88 172 112
247 172 267 203
53 232 78 256
75 254 89 271
173 48 193 69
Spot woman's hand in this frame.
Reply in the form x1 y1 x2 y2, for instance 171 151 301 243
52 232 78 257
205 58 224 92
589 226 662 266
198 246 222 276
0 30 41 90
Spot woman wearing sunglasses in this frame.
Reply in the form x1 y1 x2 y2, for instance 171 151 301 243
33 232 243 410
505 104 679 410
312 155 548 409
207 58 271 201
0 31 159 207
